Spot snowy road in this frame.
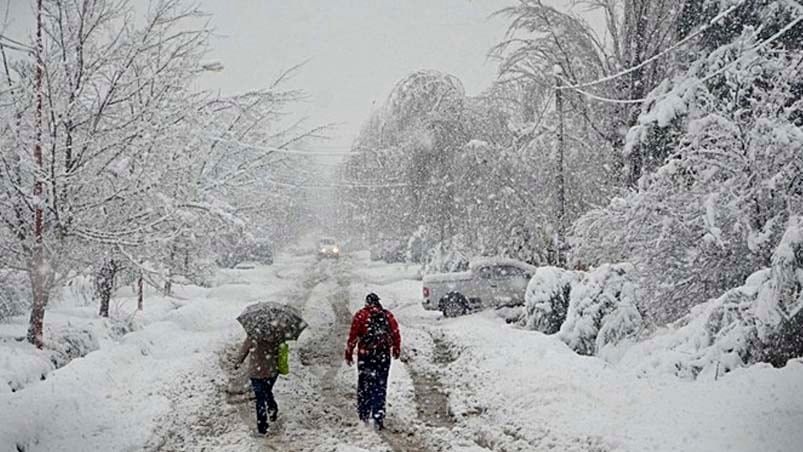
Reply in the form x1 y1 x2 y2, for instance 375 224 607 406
144 253 459 452
4 250 803 452
144 251 803 452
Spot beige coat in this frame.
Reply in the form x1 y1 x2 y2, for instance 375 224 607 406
237 336 281 379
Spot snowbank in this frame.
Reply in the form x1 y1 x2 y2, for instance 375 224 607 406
0 261 297 452
439 312 803 452
0 283 184 394
357 250 803 451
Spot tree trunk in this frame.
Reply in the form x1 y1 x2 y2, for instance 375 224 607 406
137 273 144 311
97 259 118 318
26 0 47 349
27 263 49 348
623 0 653 187
164 246 174 296
554 70 567 268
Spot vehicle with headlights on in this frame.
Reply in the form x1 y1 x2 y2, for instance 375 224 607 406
318 237 340 259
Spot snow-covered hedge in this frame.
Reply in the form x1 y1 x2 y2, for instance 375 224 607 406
47 326 101 370
0 270 30 322
0 339 52 394
523 217 802 377
523 263 644 357
1 326 101 393
524 266 582 334
621 216 803 379
558 263 643 356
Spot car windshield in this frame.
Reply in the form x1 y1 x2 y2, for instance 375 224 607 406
320 239 335 246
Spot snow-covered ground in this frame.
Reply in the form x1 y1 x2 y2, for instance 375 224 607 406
2 250 802 452
351 251 803 452
0 255 304 452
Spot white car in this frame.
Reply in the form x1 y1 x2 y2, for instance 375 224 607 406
422 258 536 317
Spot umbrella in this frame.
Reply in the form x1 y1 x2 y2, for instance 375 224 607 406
237 302 308 342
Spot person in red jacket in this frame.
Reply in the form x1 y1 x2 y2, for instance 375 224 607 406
345 292 401 430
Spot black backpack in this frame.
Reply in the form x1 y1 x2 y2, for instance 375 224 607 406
361 309 391 351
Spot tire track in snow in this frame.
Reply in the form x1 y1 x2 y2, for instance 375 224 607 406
221 256 390 451
146 255 464 452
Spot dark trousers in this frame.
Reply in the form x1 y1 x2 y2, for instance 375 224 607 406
357 353 391 425
250 377 278 433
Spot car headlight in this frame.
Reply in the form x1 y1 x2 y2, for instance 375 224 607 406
321 248 326 253
333 248 339 253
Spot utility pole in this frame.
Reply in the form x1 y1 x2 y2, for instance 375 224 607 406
554 65 567 268
27 0 47 348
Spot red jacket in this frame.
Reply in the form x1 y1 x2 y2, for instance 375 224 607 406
345 305 401 360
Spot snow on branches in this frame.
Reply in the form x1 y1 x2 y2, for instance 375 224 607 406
572 15 803 325
0 0 313 344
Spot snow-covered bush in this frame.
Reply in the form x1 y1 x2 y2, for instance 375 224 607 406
621 216 803 379
572 20 803 325
61 275 96 309
524 266 583 334
406 226 432 264
0 325 101 393
0 270 30 321
421 237 470 274
558 263 643 356
46 326 100 369
0 339 53 393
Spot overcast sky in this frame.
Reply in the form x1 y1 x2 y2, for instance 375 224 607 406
3 0 602 153
194 0 516 152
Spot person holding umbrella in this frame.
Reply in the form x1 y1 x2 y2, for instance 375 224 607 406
344 293 401 430
236 302 306 436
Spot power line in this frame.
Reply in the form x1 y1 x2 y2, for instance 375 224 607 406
0 34 33 53
204 135 359 157
561 12 803 105
0 34 32 50
557 0 746 91
263 178 409 190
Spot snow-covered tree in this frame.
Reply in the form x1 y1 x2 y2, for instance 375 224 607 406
572 0 803 324
0 0 314 346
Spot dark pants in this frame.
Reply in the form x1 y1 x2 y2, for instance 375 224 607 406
357 353 391 426
250 377 278 433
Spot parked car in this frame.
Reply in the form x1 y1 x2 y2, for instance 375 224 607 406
422 258 536 317
318 237 340 259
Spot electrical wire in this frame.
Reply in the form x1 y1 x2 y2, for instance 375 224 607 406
557 0 746 91
204 134 360 157
263 178 409 190
560 12 803 105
